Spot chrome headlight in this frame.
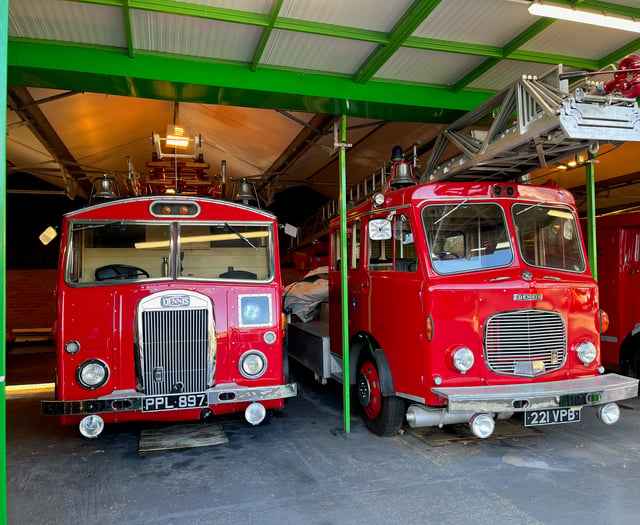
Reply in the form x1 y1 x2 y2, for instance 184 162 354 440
453 347 474 374
77 359 109 390
576 341 597 365
239 294 272 327
239 350 267 379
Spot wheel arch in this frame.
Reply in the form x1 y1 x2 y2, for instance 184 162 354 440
619 330 640 375
349 332 395 396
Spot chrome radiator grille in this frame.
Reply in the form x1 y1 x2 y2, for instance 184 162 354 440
141 309 209 395
484 309 566 377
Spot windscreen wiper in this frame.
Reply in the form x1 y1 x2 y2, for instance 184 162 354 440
224 222 258 251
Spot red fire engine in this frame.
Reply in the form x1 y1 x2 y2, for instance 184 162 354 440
42 194 296 438
584 211 640 376
287 158 638 437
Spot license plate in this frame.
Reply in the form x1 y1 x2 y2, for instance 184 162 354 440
142 393 208 412
524 407 581 426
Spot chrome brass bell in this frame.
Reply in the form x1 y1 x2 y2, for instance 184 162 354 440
232 179 259 207
89 175 120 203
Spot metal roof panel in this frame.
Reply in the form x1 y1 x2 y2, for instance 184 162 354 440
9 0 126 47
178 0 273 14
260 30 377 74
374 48 486 86
131 10 263 62
467 59 561 91
521 19 637 60
412 0 533 46
279 0 412 32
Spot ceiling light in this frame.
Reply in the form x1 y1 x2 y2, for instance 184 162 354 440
528 1 640 33
166 124 190 148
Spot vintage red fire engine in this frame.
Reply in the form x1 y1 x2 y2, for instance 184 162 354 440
42 195 296 438
584 211 640 376
288 160 639 437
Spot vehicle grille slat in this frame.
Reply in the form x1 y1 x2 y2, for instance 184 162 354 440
141 308 209 395
484 309 566 377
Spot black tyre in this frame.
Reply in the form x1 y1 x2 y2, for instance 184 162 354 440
356 354 404 436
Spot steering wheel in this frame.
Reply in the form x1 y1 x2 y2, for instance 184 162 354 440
95 264 150 281
437 251 459 260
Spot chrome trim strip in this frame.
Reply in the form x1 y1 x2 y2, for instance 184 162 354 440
432 374 638 413
601 335 618 343
396 391 425 403
41 382 297 416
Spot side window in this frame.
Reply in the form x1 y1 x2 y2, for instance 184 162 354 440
394 214 418 272
368 213 417 272
351 220 361 270
331 228 341 271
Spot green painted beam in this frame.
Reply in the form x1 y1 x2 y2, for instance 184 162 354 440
123 0 135 58
453 58 500 93
251 0 283 71
8 40 491 122
1 0 8 521
354 0 441 84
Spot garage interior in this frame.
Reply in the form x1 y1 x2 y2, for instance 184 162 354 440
4 0 640 523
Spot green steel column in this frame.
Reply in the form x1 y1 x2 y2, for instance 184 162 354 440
338 115 350 433
585 151 598 281
1 0 9 521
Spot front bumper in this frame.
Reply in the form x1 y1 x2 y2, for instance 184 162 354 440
431 374 638 413
42 382 297 416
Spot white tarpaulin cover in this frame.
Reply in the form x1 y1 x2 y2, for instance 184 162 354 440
283 266 329 322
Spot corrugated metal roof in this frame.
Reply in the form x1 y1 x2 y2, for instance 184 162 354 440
6 0 640 218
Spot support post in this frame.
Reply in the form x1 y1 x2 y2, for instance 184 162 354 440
337 115 351 433
585 151 597 281
1 0 9 521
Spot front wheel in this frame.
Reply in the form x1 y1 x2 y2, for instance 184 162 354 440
356 355 404 436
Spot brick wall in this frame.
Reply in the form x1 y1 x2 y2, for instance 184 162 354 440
5 269 57 330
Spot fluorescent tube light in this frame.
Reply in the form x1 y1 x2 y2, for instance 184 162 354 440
528 1 640 33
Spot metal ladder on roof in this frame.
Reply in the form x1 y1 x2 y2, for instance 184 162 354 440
295 64 640 246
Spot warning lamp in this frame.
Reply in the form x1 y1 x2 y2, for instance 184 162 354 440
166 124 189 149
598 309 610 334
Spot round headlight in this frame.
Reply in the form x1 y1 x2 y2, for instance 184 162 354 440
65 340 81 354
577 341 597 365
239 351 267 379
453 347 474 374
77 359 109 390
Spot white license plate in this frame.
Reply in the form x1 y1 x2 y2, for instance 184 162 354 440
142 393 208 412
524 407 581 426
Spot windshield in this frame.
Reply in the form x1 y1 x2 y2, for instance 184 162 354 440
512 203 585 272
66 221 273 284
422 203 513 274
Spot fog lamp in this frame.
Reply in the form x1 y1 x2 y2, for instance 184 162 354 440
598 403 620 425
470 413 495 439
453 347 474 374
245 402 266 425
78 415 105 439
576 341 597 365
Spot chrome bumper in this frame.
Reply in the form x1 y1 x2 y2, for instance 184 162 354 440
431 374 638 413
42 382 297 416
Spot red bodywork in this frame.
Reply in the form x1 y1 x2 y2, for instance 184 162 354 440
583 211 640 371
328 182 604 407
47 196 294 428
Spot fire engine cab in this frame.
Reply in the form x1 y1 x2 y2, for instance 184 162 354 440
288 167 638 437
42 192 296 438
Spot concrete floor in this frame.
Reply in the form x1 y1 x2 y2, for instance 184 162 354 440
6 351 640 525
